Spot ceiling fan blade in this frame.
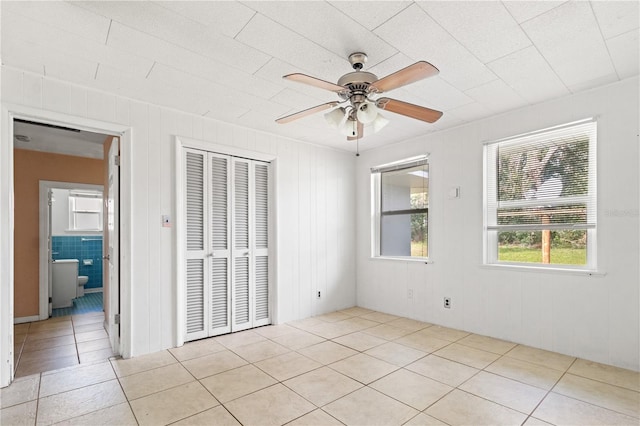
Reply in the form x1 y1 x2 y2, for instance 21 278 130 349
275 102 339 124
377 98 443 123
347 121 364 141
283 73 346 93
370 61 439 93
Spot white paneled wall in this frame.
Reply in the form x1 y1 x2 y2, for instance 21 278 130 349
356 76 640 371
1 66 356 359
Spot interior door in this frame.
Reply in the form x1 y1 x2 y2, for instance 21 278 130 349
47 188 53 317
231 158 252 332
107 137 120 352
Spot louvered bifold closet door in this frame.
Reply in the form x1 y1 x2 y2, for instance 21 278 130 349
184 149 209 341
208 153 232 336
253 162 270 326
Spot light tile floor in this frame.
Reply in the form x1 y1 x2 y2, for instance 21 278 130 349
2 307 639 425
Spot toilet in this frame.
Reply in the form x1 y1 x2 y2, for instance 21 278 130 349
52 259 79 309
77 275 89 297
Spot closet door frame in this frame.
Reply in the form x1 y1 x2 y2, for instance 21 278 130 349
175 137 277 347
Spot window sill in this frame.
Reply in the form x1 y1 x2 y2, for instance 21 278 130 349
370 256 433 264
481 263 605 276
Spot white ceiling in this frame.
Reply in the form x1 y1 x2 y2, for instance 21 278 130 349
2 1 638 152
14 120 108 159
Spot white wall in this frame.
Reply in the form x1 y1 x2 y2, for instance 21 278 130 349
1 66 356 361
356 77 640 371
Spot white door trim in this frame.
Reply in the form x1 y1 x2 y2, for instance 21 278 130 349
174 136 278 347
1 103 132 387
38 181 104 321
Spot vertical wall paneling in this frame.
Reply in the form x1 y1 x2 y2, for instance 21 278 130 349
297 145 311 317
147 105 162 352
22 73 42 108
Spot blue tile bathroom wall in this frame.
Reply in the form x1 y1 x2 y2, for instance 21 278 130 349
51 236 103 289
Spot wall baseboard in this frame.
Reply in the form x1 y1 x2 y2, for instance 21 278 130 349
84 288 103 294
14 315 39 324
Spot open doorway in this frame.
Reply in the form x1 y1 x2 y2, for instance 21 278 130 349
12 120 119 378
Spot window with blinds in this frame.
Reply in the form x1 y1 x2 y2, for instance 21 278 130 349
484 119 597 268
371 156 430 259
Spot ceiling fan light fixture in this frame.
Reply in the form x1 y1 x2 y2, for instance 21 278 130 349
339 117 358 137
324 107 346 129
356 100 378 124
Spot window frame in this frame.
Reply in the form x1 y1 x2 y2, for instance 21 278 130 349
483 118 597 271
371 155 431 262
68 191 103 232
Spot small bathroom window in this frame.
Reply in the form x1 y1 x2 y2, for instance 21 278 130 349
69 190 103 232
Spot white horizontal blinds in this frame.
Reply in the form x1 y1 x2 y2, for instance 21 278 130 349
232 159 252 331
253 162 270 326
234 161 250 250
184 150 208 340
209 154 231 335
234 257 250 325
487 119 596 232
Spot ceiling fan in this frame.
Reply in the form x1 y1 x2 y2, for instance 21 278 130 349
275 52 443 141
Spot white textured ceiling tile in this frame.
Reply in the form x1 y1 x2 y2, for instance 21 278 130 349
269 88 329 110
417 1 531 63
488 46 570 104
2 39 47 76
254 58 337 101
236 13 345 82
5 0 111 43
591 0 640 39
153 1 255 38
607 29 640 79
501 1 567 23
243 1 397 65
405 77 475 111
374 4 496 90
447 102 492 123
566 73 620 94
465 79 528 113
522 1 616 88
328 1 413 30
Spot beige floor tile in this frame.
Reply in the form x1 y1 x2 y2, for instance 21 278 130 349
73 321 105 334
286 409 343 426
215 330 267 349
434 343 500 369
330 353 398 384
271 329 326 350
231 340 289 363
0 374 39 409
173 406 241 426
425 389 527 425
298 341 358 365
362 323 412 340
569 358 640 392
506 344 575 371
79 347 117 365
361 311 400 323
553 373 640 417
39 361 115 398
308 320 363 339
533 392 638 425
14 323 31 334
29 320 73 333
366 342 427 367
182 349 247 379
129 381 218 426
25 328 73 342
332 331 387 351
340 316 380 331
19 344 77 364
36 379 126 425
338 306 374 317
315 311 351 322
169 338 226 362
254 351 321 381
22 334 76 352
522 417 555 426
15 354 79 378
394 331 450 353
253 324 297 339
404 412 448 425
388 317 431 332
225 383 315 426
460 371 548 414
283 366 363 406
406 355 479 387
286 316 325 331
486 356 564 390
111 350 177 377
1 400 37 426
71 313 104 325
325 386 418 426
201 364 277 403
370 369 453 411
74 329 108 343
458 333 517 355
54 402 137 425
419 325 470 342
119 363 195 400
76 338 111 353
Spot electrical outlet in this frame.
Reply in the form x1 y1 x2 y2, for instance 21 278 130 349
444 297 451 309
407 289 414 299
317 291 321 299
